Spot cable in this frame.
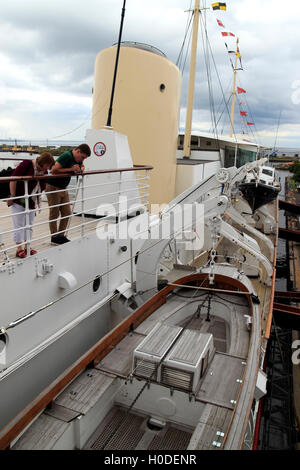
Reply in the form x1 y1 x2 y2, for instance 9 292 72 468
236 77 261 145
198 11 240 146
176 1 193 71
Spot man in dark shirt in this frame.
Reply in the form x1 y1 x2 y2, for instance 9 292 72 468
46 143 91 244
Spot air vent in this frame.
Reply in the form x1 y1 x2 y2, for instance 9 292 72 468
161 366 193 391
134 358 157 380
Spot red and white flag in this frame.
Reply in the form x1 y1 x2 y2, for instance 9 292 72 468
237 87 246 94
222 32 235 37
217 19 225 27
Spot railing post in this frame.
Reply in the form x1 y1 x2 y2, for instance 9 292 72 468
145 170 149 210
81 175 85 237
24 180 31 255
118 170 122 221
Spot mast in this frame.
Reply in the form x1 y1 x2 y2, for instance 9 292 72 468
183 0 201 158
229 37 239 138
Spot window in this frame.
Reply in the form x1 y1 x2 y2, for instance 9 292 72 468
224 146 256 168
262 169 273 177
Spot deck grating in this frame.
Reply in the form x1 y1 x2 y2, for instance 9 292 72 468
84 406 192 451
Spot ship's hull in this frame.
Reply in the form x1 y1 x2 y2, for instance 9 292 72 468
238 181 281 213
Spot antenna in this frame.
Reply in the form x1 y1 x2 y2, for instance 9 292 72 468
106 0 127 128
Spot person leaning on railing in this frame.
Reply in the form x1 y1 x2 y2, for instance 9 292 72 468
7 152 55 258
45 144 91 245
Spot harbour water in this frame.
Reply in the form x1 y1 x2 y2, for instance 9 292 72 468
0 139 81 148
0 140 80 170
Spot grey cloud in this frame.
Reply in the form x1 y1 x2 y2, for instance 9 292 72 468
0 0 299 146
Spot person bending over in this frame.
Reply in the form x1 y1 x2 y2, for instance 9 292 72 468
45 144 91 245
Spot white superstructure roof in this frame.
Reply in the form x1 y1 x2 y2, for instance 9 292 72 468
179 130 262 150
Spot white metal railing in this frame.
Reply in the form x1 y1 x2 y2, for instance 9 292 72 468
0 165 152 258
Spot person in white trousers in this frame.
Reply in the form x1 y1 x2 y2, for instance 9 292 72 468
7 152 54 258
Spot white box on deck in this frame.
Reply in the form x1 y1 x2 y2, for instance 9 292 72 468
162 331 214 392
133 323 182 381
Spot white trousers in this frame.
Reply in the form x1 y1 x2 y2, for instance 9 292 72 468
11 203 35 244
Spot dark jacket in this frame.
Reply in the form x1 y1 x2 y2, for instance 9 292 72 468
12 160 47 209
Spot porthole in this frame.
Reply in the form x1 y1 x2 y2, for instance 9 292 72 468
159 83 166 92
93 275 101 292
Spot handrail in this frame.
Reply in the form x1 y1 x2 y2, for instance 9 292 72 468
0 157 33 161
0 166 152 258
0 165 153 183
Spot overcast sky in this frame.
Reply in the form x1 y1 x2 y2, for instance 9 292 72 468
0 0 299 149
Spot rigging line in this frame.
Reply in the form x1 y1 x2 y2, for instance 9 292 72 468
38 105 92 142
218 98 232 136
201 16 239 143
213 89 232 134
209 85 232 134
181 18 194 75
47 119 90 141
273 109 281 151
209 44 239 141
214 77 232 117
199 12 220 148
176 1 193 69
237 99 250 139
236 77 261 145
237 99 257 143
171 290 208 299
199 15 213 125
100 280 210 450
